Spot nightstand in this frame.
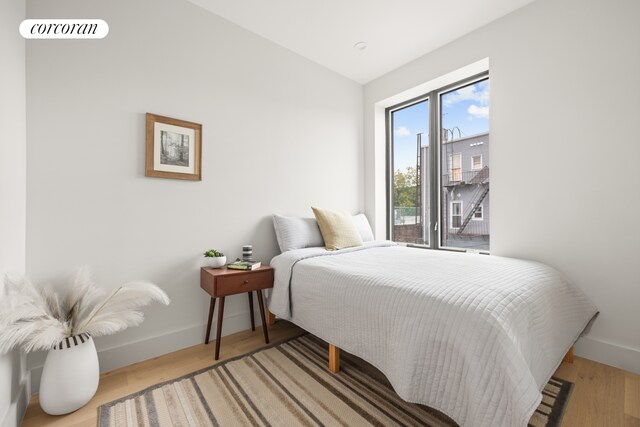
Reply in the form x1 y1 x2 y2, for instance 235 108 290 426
200 265 274 360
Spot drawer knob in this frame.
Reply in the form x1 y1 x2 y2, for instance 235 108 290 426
243 280 249 285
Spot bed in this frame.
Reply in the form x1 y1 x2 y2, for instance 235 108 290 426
267 240 598 427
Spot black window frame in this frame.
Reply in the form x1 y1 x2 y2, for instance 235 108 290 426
386 71 490 253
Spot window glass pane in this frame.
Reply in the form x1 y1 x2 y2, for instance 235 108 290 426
451 201 462 228
473 205 483 219
391 99 429 245
440 78 490 251
449 153 462 181
472 155 482 170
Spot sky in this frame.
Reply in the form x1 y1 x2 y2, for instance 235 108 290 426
393 78 490 172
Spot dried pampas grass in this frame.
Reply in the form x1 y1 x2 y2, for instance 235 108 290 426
0 268 170 354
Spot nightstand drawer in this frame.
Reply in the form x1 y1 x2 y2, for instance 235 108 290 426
216 270 272 296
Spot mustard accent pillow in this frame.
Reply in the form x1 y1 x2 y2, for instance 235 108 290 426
311 207 363 251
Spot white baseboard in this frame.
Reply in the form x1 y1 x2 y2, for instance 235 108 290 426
575 336 640 374
29 310 261 394
0 372 29 427
27 315 639 396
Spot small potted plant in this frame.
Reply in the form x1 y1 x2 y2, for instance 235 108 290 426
204 249 226 268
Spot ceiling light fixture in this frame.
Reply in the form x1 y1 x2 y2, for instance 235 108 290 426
353 41 368 51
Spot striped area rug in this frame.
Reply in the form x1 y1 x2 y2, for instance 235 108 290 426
99 335 572 427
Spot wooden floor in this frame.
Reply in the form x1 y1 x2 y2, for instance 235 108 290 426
23 321 640 427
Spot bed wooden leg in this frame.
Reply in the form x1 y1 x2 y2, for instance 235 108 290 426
266 309 276 327
329 344 340 373
563 346 574 363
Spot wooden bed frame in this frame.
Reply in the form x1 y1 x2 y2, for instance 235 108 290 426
326 345 574 373
326 344 574 373
267 309 574 374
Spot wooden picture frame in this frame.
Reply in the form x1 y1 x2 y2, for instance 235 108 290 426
145 113 202 181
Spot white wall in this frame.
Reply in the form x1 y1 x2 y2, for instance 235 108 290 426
26 0 363 390
0 1 29 425
364 0 640 372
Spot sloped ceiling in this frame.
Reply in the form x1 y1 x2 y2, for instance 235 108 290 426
188 0 535 83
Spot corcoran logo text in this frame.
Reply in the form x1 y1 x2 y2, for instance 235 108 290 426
19 19 109 39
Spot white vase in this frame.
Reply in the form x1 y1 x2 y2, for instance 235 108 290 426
39 333 99 415
206 256 226 268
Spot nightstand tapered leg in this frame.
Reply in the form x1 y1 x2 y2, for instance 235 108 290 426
248 292 255 331
205 297 215 344
214 297 225 360
256 290 269 344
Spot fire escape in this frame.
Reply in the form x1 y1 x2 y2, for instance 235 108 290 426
456 166 489 235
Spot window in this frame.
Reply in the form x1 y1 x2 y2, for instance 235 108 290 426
449 153 462 181
451 201 462 229
388 99 429 245
472 204 483 220
388 73 490 252
471 155 482 170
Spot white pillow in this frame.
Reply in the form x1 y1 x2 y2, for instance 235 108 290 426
273 213 375 252
352 213 375 242
273 214 324 252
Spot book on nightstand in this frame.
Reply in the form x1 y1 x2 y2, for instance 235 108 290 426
227 260 262 270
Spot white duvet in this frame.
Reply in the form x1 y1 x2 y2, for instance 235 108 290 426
268 241 598 427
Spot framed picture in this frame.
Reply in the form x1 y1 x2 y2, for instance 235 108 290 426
145 113 202 181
